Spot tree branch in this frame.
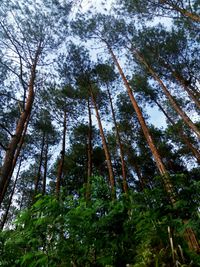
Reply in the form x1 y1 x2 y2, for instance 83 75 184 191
0 141 8 151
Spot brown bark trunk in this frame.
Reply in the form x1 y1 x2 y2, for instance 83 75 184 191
154 99 200 163
161 61 200 110
107 44 175 202
133 162 146 190
42 142 48 195
125 142 146 190
86 98 93 201
134 50 200 139
0 159 22 230
56 110 67 197
89 84 116 199
155 99 200 162
162 0 200 22
130 50 200 252
106 85 128 194
183 220 200 253
0 46 40 203
34 132 45 195
0 115 30 206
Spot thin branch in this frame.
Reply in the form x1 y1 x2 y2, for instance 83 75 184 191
0 142 8 151
0 123 13 137
0 93 24 103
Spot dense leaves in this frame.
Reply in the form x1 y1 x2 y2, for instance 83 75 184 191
1 176 200 266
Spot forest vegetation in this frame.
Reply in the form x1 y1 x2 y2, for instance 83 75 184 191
0 0 200 266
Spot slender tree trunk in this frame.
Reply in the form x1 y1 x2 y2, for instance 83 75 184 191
133 49 200 139
42 142 48 195
162 0 200 22
34 132 45 195
128 48 200 252
133 162 146 190
125 143 146 190
0 115 30 207
161 61 200 109
0 46 40 203
56 110 67 197
106 44 174 201
154 99 200 163
0 159 22 230
89 84 116 199
86 98 93 201
106 85 128 194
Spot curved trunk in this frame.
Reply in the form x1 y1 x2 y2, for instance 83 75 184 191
89 84 116 199
0 46 40 203
134 50 200 139
56 110 67 197
0 78 34 201
107 85 128 194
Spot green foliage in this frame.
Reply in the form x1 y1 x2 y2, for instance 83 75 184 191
1 176 200 266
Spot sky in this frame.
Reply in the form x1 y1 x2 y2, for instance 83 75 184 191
72 0 168 129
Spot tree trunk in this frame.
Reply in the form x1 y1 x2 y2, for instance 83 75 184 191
56 110 67 197
161 60 200 110
107 44 175 202
0 115 30 206
106 85 128 194
89 84 116 199
133 49 200 139
86 98 93 201
129 48 200 253
183 220 200 253
0 159 22 230
34 132 45 195
42 142 48 195
154 99 200 163
162 0 200 22
0 46 40 203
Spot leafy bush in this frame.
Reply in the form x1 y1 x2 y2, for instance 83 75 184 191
0 176 200 266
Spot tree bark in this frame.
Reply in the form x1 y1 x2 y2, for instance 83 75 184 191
0 45 41 203
34 132 45 195
56 110 67 197
162 0 200 22
154 99 200 163
89 84 116 199
129 48 200 252
86 98 93 201
0 115 30 206
106 85 128 194
183 221 200 253
134 49 200 139
107 44 175 202
161 60 200 110
0 159 22 230
42 142 48 195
